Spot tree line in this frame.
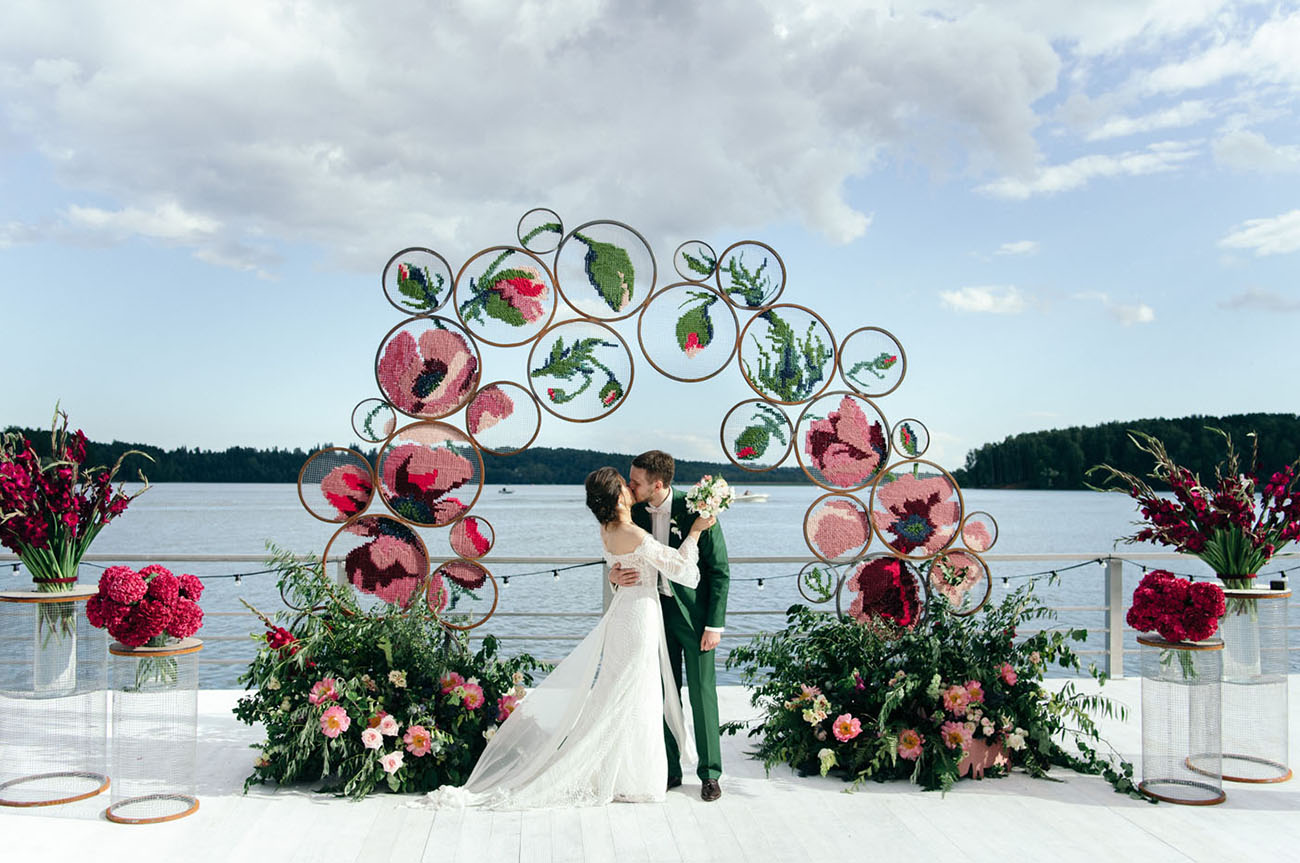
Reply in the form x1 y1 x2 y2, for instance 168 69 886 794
3 427 807 485
952 413 1300 490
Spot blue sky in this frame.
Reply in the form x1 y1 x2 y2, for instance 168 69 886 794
3 1 1298 472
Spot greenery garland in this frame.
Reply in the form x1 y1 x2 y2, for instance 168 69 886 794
723 579 1144 798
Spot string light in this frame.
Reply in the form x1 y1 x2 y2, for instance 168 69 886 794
234 574 242 585
757 578 765 590
552 570 559 581
502 575 510 587
1001 577 1008 586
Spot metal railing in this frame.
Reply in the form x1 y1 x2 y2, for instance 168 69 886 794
3 551 1296 681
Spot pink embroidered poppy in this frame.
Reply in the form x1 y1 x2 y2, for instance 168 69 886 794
804 396 887 488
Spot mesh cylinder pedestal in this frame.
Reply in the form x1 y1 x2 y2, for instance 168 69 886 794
106 638 202 824
1138 635 1225 805
1204 588 1292 783
0 587 109 808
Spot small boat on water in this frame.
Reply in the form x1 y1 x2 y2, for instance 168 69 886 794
498 487 515 495
732 490 769 503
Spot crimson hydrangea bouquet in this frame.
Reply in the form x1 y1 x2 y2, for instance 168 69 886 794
1089 429 1300 588
0 408 150 592
85 565 205 647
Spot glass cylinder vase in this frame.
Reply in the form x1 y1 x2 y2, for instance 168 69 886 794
1137 634 1225 805
1202 587 1292 783
0 587 109 809
106 637 202 824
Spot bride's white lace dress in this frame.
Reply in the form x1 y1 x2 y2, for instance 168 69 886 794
424 532 699 809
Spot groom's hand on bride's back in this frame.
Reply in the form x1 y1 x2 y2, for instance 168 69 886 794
608 564 640 587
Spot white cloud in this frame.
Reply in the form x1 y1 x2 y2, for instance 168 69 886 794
940 285 1027 314
1212 130 1300 173
1073 291 1156 325
1218 287 1300 312
1085 100 1213 141
1219 210 1300 256
0 0 1064 272
995 240 1038 255
1143 9 1300 94
978 141 1197 199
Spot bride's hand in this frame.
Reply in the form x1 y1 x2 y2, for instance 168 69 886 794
689 514 716 535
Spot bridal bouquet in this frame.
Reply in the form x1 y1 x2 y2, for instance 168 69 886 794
685 475 734 519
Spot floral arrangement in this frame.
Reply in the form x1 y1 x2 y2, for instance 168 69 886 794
1126 570 1226 644
235 546 544 798
1 408 149 593
1089 429 1300 588
725 583 1138 796
685 475 735 519
85 564 205 647
804 395 887 487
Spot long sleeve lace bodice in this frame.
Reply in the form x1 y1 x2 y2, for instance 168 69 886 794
606 533 700 590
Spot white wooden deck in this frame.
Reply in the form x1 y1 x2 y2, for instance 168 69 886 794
5 679 1298 863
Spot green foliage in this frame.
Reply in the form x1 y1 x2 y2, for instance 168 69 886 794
681 248 716 277
519 221 562 248
573 231 634 311
723 582 1142 798
530 335 621 406
742 310 831 402
675 291 717 354
233 544 545 799
845 351 899 388
722 252 774 307
954 413 1300 490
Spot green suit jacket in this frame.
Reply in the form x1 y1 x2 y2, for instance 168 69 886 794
631 490 730 632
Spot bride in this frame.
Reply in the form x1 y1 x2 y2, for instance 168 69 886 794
425 466 715 808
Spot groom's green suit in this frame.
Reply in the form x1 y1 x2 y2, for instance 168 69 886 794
632 490 729 781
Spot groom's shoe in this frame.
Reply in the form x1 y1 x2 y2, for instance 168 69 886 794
700 779 722 802
666 776 682 791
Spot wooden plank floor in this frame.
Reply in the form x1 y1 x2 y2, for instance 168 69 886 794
5 680 1298 862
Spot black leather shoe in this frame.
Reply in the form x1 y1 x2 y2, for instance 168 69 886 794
667 776 682 790
701 779 721 801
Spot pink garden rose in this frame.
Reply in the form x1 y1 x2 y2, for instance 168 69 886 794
999 663 1018 686
377 714 400 737
361 727 384 750
461 681 485 710
497 694 520 722
379 751 405 775
320 705 351 738
440 671 465 693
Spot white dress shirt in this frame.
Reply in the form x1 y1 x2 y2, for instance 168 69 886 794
647 491 723 634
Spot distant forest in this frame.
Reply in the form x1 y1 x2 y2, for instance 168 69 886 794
952 413 1300 490
2 426 806 485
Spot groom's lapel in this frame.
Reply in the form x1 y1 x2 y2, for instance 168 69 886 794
667 490 690 547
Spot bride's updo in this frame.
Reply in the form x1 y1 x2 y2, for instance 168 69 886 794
585 467 624 525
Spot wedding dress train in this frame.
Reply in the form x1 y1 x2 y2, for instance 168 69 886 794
425 533 699 809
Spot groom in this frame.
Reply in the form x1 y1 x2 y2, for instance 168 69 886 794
619 449 729 801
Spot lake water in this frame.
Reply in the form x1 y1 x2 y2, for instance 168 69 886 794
3 484 1296 686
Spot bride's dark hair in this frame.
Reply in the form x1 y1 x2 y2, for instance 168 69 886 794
585 467 625 525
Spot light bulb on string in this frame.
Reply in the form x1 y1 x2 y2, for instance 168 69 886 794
234 574 243 585
757 578 765 591
503 575 510 587
552 570 559 581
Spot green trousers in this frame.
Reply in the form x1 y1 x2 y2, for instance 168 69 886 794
662 596 723 781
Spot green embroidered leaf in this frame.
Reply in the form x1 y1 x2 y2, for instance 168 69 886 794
681 248 717 277
574 231 634 311
723 252 774 307
484 292 526 327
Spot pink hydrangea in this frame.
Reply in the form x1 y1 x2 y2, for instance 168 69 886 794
320 705 351 738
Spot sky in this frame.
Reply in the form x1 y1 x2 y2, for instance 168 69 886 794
2 0 1299 473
